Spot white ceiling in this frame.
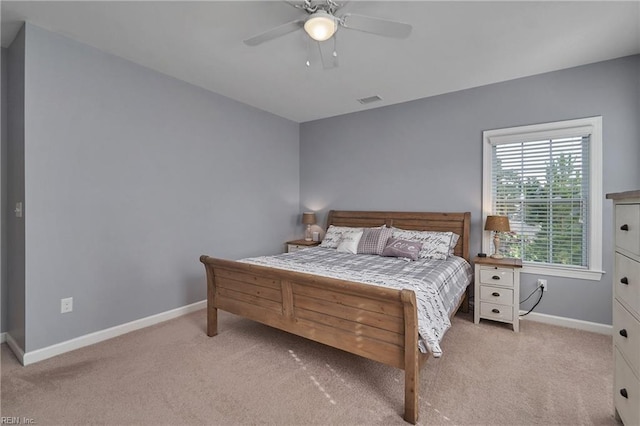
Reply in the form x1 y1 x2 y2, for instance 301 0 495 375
2 1 639 123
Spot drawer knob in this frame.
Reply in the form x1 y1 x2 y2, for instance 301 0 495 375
620 388 628 399
492 292 500 297
620 329 628 338
491 308 500 314
620 277 629 285
492 275 501 280
620 224 629 231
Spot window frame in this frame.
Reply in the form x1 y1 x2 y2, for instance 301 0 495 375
482 116 603 281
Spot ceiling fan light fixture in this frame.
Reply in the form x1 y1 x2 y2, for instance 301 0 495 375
304 11 337 42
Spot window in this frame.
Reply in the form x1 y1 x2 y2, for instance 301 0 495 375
483 117 603 280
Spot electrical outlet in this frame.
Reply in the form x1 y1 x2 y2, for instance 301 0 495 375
61 297 73 313
537 279 548 291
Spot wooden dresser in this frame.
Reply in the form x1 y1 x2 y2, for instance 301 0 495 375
607 190 640 425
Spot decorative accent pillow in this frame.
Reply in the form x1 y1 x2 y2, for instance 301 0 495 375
357 226 393 255
320 226 363 249
336 230 364 254
390 228 454 260
381 238 423 261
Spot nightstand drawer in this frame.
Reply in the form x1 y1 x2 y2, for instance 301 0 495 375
615 204 640 257
615 348 640 426
479 302 514 322
614 300 640 376
615 253 640 317
479 267 514 287
286 240 320 253
479 286 514 305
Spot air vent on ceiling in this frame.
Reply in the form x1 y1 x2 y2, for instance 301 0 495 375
357 95 383 105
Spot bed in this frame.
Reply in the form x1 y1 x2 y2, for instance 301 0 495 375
200 210 471 423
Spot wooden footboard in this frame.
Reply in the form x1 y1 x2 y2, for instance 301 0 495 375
200 255 425 422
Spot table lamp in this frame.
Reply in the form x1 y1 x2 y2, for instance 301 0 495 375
484 215 510 259
302 212 316 241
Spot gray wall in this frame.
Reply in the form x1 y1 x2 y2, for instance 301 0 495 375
300 55 640 326
1 48 7 334
12 24 299 352
5 23 637 354
6 26 26 347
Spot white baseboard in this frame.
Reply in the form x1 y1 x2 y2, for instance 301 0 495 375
6 333 25 362
15 300 206 366
6 301 608 366
519 310 612 335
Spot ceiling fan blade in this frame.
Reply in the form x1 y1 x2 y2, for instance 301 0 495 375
340 13 412 38
318 40 338 69
243 19 305 46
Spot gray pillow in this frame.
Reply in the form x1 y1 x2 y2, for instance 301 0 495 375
390 228 454 260
381 238 423 261
357 226 393 255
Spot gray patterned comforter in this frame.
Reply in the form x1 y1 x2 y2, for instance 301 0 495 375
239 247 472 357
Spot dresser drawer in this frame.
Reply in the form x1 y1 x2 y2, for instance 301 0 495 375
479 267 514 287
615 253 640 317
479 285 514 305
616 204 640 257
614 300 640 376
615 348 640 426
479 302 514 322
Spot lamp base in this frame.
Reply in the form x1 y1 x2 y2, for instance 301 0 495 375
491 232 504 260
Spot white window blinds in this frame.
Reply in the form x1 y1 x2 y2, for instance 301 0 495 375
491 135 590 267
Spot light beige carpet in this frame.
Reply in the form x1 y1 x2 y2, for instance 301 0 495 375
1 309 620 425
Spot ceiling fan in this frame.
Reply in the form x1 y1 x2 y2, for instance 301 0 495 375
243 0 412 69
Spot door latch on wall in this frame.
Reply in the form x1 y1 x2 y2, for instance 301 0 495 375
14 202 23 218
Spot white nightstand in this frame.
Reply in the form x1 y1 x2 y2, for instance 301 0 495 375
286 239 320 253
473 256 522 332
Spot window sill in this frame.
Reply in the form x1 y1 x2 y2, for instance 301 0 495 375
521 263 604 281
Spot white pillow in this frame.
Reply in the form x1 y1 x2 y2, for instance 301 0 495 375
449 233 460 256
336 230 364 254
320 226 363 249
391 228 454 260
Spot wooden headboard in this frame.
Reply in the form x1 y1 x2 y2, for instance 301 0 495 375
326 210 471 262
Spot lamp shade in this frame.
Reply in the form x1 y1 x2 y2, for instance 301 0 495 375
302 212 317 225
304 11 337 42
484 215 510 232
